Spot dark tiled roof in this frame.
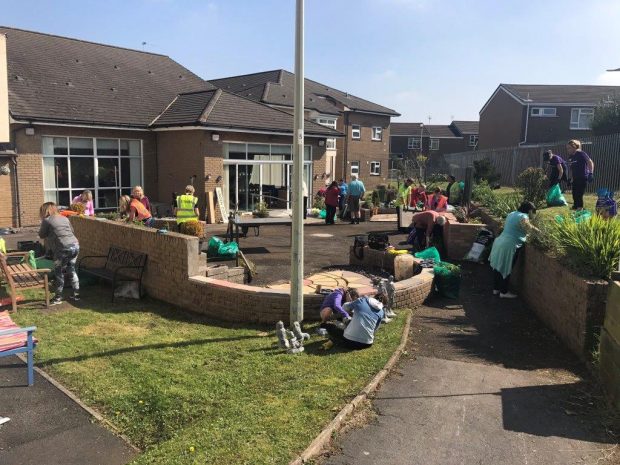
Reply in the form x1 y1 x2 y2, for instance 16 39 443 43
451 120 479 135
390 122 459 138
210 69 400 116
502 84 620 105
151 89 342 137
1 26 210 127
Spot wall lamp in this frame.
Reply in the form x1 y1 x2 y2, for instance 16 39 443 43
211 133 220 141
313 174 319 180
215 175 222 183
318 139 325 147
205 174 212 181
321 172 326 179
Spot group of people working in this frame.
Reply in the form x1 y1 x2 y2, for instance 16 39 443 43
313 175 367 225
398 175 462 212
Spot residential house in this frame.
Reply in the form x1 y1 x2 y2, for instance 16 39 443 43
210 70 400 190
0 27 340 227
389 120 479 172
478 84 620 149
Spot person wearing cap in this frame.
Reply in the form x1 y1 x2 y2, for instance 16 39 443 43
347 174 366 224
408 210 447 250
543 150 568 189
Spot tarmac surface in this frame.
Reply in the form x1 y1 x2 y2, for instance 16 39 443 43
323 262 618 465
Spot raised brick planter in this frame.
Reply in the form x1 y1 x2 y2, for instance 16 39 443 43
599 280 620 409
349 246 416 281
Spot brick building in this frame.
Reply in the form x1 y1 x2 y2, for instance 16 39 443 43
210 70 400 190
478 84 620 149
389 120 479 172
0 27 340 227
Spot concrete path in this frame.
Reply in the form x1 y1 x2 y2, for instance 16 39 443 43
0 356 137 465
324 262 617 465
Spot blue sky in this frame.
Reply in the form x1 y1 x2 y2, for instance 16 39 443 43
4 0 620 123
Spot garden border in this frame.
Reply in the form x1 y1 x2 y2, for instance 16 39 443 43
288 309 413 465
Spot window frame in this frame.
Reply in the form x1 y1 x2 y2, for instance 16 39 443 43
469 134 479 147
370 161 381 176
41 136 143 211
371 126 383 141
351 124 361 140
350 161 360 176
570 107 594 130
407 137 421 149
314 117 337 150
430 138 440 151
530 107 557 117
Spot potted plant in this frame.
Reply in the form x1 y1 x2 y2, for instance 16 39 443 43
253 201 270 218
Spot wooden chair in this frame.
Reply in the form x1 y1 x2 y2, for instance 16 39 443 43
0 310 37 385
0 252 51 312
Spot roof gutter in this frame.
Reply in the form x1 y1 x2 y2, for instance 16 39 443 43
151 125 342 138
11 118 150 132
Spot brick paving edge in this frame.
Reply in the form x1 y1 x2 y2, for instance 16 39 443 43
288 309 413 465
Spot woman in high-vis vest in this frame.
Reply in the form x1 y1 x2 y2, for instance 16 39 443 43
174 185 199 225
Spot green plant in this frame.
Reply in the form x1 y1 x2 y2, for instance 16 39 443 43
488 193 522 218
472 180 495 204
252 201 269 218
179 220 205 238
548 215 620 279
473 158 500 185
516 167 547 205
371 190 380 207
312 195 325 210
95 211 120 220
591 95 620 136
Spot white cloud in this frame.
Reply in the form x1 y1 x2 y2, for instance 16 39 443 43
595 71 620 86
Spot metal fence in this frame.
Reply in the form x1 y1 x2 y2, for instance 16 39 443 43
429 133 620 193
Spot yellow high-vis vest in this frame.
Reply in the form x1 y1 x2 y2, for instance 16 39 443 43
176 194 198 224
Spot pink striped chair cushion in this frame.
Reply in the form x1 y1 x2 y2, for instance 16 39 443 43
0 311 36 351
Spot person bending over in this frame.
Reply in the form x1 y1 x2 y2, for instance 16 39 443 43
408 210 447 250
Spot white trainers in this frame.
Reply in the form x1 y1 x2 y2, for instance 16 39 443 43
382 317 392 324
492 290 500 296
499 292 518 299
385 309 397 318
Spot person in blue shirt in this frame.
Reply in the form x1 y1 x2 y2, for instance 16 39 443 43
321 289 386 349
338 178 348 218
347 175 366 224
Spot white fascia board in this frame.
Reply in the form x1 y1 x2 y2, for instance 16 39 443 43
11 118 150 131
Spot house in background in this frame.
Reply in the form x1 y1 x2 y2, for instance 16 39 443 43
478 84 620 149
0 27 340 227
210 70 400 190
389 120 478 173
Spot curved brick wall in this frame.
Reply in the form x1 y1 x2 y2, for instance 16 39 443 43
70 217 434 324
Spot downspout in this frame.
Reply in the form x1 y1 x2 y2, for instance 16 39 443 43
11 154 21 227
343 111 349 181
519 99 531 146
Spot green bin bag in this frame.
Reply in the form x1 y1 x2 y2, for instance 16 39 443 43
207 236 224 257
546 184 567 207
573 209 592 224
433 263 461 299
218 241 239 258
414 246 441 263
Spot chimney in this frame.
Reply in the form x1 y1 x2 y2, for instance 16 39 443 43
0 34 9 143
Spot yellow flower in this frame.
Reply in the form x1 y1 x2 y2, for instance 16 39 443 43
138 400 144 404
189 446 195 453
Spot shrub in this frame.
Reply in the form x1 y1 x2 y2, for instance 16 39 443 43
179 220 205 238
591 96 620 136
516 167 547 205
472 180 495 204
548 215 620 279
312 195 325 210
371 190 380 207
253 201 269 218
488 193 522 218
473 158 500 184
95 211 120 220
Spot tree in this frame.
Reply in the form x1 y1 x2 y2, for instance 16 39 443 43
591 95 620 136
473 158 500 185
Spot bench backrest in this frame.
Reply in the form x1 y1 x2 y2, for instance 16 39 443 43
105 247 147 270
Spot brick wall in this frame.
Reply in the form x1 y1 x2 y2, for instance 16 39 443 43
349 246 416 281
443 221 488 261
0 156 15 227
515 246 609 359
600 280 620 410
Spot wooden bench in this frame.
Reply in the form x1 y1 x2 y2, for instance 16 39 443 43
0 252 51 312
78 247 147 302
0 310 37 385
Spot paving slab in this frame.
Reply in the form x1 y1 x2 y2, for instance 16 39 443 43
0 356 137 465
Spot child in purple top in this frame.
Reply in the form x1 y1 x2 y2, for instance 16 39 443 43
319 288 352 322
566 140 594 210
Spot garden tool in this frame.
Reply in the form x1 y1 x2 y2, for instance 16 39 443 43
292 321 310 342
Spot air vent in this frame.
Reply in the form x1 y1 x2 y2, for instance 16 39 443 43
148 70 153 75
114 65 120 70
75 59 81 63
110 87 117 92
66 82 74 87
14 75 24 81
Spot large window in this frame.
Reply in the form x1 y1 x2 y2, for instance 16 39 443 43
570 108 594 130
370 161 381 176
469 134 479 147
408 137 421 149
351 125 361 140
42 136 142 210
315 117 337 149
531 107 556 117
430 138 440 151
371 127 382 141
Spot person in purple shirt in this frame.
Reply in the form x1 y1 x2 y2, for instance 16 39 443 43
543 150 568 189
319 288 353 322
566 139 594 210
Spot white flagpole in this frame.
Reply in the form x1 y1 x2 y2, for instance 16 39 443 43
290 0 304 325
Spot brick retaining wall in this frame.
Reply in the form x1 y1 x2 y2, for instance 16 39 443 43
515 246 609 360
71 217 434 324
443 222 487 261
600 280 620 409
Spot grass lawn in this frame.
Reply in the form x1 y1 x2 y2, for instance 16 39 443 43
10 287 406 465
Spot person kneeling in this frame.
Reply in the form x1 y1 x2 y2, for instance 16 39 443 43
321 289 385 350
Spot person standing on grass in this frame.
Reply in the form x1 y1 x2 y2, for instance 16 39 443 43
407 210 447 250
324 181 340 225
38 202 80 305
71 190 94 216
543 150 568 190
347 174 366 224
338 178 348 217
488 201 539 299
566 140 594 211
